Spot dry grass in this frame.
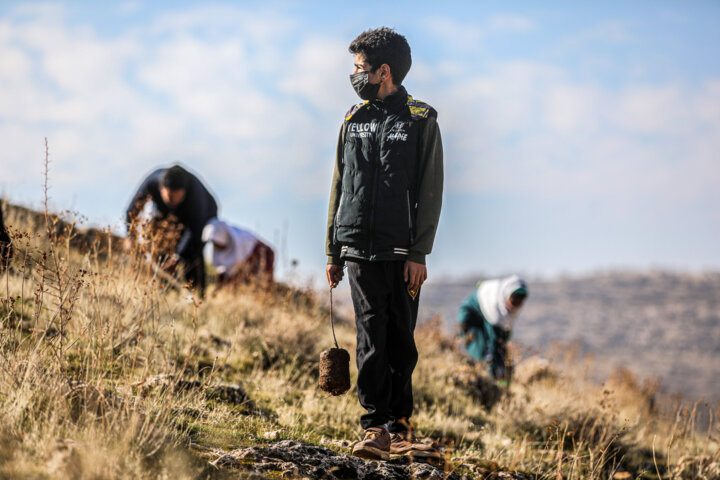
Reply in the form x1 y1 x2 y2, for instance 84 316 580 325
0 196 718 479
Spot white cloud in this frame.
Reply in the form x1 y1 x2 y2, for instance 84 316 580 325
425 13 535 49
420 56 720 212
424 18 483 51
613 85 685 133
0 3 345 212
5 2 64 21
584 20 635 44
118 1 142 14
487 15 535 33
544 84 603 133
278 36 349 114
695 80 720 123
1 4 719 270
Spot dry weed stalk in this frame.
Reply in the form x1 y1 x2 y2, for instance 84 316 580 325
0 144 209 478
0 148 718 478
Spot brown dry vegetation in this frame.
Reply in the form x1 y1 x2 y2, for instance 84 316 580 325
1 199 718 479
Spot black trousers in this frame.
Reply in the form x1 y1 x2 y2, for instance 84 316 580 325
181 252 206 299
347 260 419 432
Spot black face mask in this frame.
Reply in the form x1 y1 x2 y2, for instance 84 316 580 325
350 70 380 100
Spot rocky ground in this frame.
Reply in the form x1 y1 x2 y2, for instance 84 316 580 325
197 439 535 479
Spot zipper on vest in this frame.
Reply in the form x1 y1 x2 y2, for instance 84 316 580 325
406 190 414 244
367 107 387 257
367 152 379 256
333 194 342 246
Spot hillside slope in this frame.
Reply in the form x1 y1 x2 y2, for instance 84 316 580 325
0 202 717 479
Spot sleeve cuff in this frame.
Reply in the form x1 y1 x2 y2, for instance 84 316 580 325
327 256 345 266
407 252 426 264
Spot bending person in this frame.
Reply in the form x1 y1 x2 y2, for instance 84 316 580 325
457 275 528 381
202 219 274 288
125 164 218 297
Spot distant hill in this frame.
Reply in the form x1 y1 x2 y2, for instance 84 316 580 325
418 271 720 402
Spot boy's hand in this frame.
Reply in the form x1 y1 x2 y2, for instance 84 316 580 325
326 264 344 288
404 260 427 292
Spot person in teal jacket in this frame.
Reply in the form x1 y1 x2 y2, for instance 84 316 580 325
457 275 528 380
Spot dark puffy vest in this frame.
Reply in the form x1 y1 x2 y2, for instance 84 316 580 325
334 89 436 261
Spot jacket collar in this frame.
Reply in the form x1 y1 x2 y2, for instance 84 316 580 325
372 85 407 113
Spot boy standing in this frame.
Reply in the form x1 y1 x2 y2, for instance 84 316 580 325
325 27 443 460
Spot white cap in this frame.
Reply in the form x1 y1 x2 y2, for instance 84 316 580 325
202 218 230 247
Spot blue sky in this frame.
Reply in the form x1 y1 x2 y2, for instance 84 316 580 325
1 1 719 282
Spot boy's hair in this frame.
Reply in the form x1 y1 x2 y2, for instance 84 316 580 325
161 164 190 191
349 27 412 85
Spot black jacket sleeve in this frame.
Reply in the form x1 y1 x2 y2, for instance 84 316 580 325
408 115 444 264
175 178 218 259
125 169 163 229
325 124 345 265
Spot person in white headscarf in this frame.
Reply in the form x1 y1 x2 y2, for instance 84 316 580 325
202 218 274 287
457 275 528 380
